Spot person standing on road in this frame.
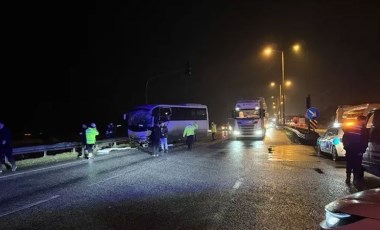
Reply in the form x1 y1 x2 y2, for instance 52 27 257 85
159 122 169 153
85 123 99 159
342 116 368 185
211 122 217 141
106 122 116 139
183 123 195 151
0 122 17 173
193 121 198 142
77 124 88 158
150 122 161 157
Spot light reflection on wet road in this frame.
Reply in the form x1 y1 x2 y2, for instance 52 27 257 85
0 128 379 230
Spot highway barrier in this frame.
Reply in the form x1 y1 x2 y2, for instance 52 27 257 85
13 137 129 157
284 126 320 146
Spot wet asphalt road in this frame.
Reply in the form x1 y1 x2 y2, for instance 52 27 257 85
1 128 380 230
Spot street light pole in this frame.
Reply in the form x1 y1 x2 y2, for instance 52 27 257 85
279 84 282 125
281 51 286 126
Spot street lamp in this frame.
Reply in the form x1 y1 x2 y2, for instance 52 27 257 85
263 44 300 125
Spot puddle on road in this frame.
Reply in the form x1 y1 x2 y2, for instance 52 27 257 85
267 145 319 162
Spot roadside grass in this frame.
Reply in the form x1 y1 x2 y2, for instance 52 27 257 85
16 151 79 169
15 143 133 170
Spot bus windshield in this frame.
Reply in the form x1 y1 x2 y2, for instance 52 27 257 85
236 109 260 118
128 109 153 131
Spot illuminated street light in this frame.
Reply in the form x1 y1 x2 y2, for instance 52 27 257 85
285 80 292 87
293 44 300 52
264 47 273 56
263 43 300 125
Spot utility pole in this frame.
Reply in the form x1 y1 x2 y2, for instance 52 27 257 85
306 94 311 132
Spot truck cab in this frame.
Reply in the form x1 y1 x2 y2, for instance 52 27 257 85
231 99 267 140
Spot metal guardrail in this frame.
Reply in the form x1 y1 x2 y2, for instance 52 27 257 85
284 126 320 146
13 137 129 157
285 126 306 139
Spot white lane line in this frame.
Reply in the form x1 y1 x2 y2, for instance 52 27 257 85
0 195 60 218
88 168 139 187
232 178 244 190
0 161 84 179
89 174 124 187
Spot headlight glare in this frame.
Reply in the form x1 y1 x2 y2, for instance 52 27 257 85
233 130 240 136
325 210 351 228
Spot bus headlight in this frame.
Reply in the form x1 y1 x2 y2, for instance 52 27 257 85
233 130 241 136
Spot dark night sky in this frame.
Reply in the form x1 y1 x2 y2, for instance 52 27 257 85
3 0 380 139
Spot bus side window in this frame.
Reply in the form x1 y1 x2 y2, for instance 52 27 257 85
159 107 172 122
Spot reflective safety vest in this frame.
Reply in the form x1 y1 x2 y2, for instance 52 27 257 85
211 124 217 133
86 127 99 144
183 125 195 137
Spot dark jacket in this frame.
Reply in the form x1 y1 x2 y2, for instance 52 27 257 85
343 125 368 155
150 125 161 144
0 126 12 151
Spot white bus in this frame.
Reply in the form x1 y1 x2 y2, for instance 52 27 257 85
125 104 209 143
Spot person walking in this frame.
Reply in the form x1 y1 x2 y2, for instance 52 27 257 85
160 122 169 153
183 123 195 151
193 122 198 142
77 124 87 158
342 116 368 185
0 122 17 173
150 122 161 157
105 122 116 139
211 122 217 141
85 123 99 159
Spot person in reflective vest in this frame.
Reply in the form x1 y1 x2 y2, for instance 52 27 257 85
85 123 99 159
211 122 217 140
183 123 195 151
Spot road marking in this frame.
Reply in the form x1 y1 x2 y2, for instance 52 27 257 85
0 161 85 179
89 168 139 187
89 174 124 187
232 178 244 190
0 195 60 218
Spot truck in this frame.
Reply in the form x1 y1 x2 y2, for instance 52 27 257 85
334 103 380 127
231 98 267 140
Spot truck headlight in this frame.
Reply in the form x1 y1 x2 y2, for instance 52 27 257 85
254 130 263 136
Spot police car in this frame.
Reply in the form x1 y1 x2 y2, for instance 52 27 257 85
317 125 346 161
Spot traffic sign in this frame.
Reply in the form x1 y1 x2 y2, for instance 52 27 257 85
306 107 320 120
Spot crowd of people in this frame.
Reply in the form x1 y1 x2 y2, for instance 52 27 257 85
1 115 374 189
0 120 222 172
